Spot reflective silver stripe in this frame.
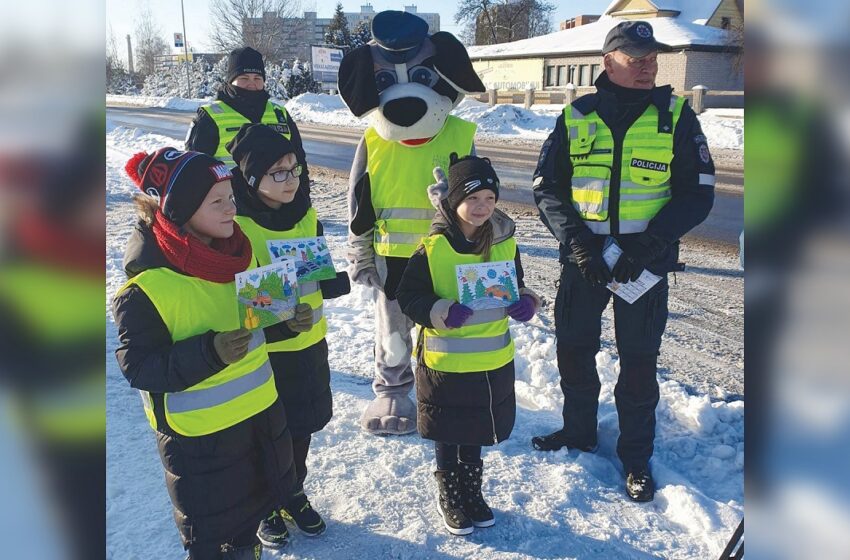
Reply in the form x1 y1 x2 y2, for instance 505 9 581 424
375 232 426 245
588 122 597 135
300 281 320 296
571 106 584 119
378 208 435 220
426 331 511 354
569 126 578 139
620 189 671 201
669 95 678 111
568 122 597 140
572 176 608 188
312 305 323 324
167 359 273 413
585 221 611 234
619 219 651 234
247 329 265 353
699 173 716 186
139 391 152 411
465 307 507 326
209 103 224 114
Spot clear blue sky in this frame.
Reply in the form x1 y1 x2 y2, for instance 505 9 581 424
107 0 612 64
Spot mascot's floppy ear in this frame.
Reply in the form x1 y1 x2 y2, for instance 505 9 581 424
429 32 486 94
338 45 380 118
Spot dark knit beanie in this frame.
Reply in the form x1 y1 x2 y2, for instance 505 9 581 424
226 46 266 84
226 124 298 188
124 147 232 226
446 153 500 210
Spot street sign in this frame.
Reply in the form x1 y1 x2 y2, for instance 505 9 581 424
311 46 343 74
174 32 184 48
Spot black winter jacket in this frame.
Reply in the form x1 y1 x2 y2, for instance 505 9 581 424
533 72 715 272
111 222 297 549
233 174 351 437
397 211 521 446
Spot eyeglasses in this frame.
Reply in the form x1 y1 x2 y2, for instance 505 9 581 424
268 164 303 182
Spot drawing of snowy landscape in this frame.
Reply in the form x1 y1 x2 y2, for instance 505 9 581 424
235 260 298 329
457 260 520 310
267 236 337 283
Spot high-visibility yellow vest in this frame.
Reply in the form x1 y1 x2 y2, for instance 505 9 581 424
563 94 686 234
366 116 476 257
0 264 104 442
202 100 293 168
119 268 277 437
234 208 327 351
421 234 516 373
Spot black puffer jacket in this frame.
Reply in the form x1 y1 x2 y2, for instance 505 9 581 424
234 174 351 438
397 210 523 446
111 222 297 551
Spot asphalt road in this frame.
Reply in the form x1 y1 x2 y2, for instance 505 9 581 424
107 105 743 246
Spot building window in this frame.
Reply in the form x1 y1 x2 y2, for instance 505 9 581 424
579 65 590 86
591 64 601 83
556 65 566 86
721 16 731 29
545 66 555 87
568 65 577 85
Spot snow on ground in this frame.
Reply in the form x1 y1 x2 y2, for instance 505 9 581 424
108 93 744 153
106 125 743 559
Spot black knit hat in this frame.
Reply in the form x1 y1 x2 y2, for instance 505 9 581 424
226 46 266 84
226 124 298 188
446 153 500 210
125 147 232 226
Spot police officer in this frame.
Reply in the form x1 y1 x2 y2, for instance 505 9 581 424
531 21 715 502
186 47 309 196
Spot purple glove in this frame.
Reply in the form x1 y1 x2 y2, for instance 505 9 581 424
445 303 474 329
506 294 536 322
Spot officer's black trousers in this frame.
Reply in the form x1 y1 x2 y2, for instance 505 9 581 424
554 262 669 470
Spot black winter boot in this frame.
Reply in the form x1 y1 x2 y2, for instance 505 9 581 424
256 509 289 548
458 461 495 527
531 428 598 452
625 467 655 502
434 469 474 536
281 489 326 536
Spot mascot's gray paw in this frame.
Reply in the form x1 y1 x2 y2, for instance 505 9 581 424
360 395 417 435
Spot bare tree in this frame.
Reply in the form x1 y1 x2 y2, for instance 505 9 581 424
134 5 170 77
209 0 303 62
456 0 554 46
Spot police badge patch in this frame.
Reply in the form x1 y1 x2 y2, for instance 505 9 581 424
698 143 711 163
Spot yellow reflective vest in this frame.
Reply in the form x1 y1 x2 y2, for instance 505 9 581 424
367 116 476 257
421 234 516 373
119 268 277 437
234 208 327 351
564 94 685 234
202 100 293 168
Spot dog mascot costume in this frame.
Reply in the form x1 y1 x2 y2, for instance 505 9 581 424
339 10 486 435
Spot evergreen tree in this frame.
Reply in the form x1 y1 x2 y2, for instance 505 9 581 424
475 278 486 299
284 59 321 97
350 20 372 49
324 3 351 49
503 271 519 301
461 281 474 305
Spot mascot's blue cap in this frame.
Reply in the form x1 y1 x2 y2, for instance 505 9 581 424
371 11 429 63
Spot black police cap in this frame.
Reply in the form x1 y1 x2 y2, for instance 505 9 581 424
602 21 670 58
370 10 429 63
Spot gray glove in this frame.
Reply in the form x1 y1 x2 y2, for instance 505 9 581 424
426 167 448 209
213 328 253 365
349 263 382 290
285 303 314 333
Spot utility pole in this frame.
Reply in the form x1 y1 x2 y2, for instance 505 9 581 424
181 0 191 97
126 34 134 74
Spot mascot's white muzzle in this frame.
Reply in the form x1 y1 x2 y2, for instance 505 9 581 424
370 82 454 142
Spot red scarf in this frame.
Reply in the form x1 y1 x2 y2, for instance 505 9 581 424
152 211 252 283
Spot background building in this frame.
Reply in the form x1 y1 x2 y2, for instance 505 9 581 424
469 0 743 107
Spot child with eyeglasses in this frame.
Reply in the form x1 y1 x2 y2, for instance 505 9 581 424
225 123 351 547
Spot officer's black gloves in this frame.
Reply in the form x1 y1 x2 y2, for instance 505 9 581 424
569 231 612 288
612 233 668 283
319 271 351 299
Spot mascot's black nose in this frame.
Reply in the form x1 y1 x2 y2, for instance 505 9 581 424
382 97 428 127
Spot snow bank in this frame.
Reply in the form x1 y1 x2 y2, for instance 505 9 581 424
106 94 208 111
283 93 363 128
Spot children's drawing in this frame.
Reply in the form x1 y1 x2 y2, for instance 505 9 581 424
235 260 299 329
267 236 336 282
456 260 519 310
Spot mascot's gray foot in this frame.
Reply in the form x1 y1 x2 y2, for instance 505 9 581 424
360 395 417 435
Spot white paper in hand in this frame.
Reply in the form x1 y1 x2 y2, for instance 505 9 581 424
603 238 661 304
